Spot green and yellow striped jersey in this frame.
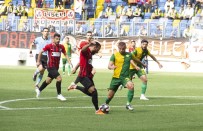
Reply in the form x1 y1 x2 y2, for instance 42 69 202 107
62 43 71 58
130 47 151 69
110 52 132 78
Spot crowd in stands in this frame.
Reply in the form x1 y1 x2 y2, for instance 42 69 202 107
99 0 203 20
0 0 203 39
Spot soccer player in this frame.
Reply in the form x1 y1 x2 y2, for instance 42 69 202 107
71 31 94 74
35 33 72 101
67 41 105 115
71 31 101 84
29 27 51 89
103 42 140 111
61 36 72 76
130 39 163 100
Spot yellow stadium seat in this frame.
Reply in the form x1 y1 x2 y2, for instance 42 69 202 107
173 19 180 27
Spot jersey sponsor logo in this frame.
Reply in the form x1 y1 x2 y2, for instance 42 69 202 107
52 52 61 57
126 55 129 57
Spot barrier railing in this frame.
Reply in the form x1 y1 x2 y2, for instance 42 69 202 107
0 17 202 39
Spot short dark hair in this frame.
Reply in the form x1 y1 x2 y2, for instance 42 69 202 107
87 31 92 34
141 39 148 44
54 33 61 38
42 27 49 32
118 42 126 47
95 41 101 48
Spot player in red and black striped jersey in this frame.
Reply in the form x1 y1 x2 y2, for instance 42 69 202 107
36 33 73 101
67 41 104 114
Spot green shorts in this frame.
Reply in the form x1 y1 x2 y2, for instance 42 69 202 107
108 77 131 92
129 68 146 79
62 57 71 65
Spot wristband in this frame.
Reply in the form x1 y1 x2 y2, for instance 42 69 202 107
30 51 32 54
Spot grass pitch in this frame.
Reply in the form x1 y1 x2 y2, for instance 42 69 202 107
0 66 203 131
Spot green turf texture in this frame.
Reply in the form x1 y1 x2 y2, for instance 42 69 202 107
0 66 203 131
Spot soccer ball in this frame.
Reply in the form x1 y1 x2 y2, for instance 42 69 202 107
99 104 110 114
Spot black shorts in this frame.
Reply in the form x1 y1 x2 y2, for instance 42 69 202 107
35 54 48 69
76 76 94 89
47 67 60 79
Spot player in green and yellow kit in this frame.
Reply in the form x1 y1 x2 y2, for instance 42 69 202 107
130 39 163 100
61 36 72 76
102 41 140 112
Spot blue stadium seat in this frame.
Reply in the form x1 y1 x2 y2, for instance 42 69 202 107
75 13 82 20
144 13 152 19
158 2 165 7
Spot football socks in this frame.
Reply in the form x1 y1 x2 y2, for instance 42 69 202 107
39 80 48 92
36 74 43 86
127 89 134 103
56 81 61 95
141 83 147 94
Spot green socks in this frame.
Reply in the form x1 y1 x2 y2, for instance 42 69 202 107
127 90 134 104
141 83 147 94
105 97 112 104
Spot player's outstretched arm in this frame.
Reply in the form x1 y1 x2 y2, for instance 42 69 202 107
130 60 140 70
149 54 163 68
29 42 34 57
72 62 80 74
132 55 146 68
65 55 73 68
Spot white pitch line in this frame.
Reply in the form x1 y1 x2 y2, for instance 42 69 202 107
1 103 203 111
0 95 203 105
0 96 203 111
0 105 10 110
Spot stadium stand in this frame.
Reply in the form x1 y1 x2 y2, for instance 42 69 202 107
0 0 202 38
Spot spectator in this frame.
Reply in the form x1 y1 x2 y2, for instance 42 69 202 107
16 5 23 17
151 6 161 19
6 2 13 15
5 21 12 31
153 25 162 37
183 26 192 38
133 6 142 17
22 21 30 32
105 4 113 17
120 24 127 36
144 0 152 13
21 6 28 17
48 25 56 33
126 5 134 19
164 5 171 18
167 7 177 19
116 4 125 18
138 25 147 36
0 2 7 16
90 24 99 36
164 0 174 11
183 3 194 19
105 24 113 37
75 24 83 35
33 22 40 32
194 0 201 16
177 5 185 19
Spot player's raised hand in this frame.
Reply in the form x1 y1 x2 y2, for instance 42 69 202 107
158 63 163 69
71 68 77 74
